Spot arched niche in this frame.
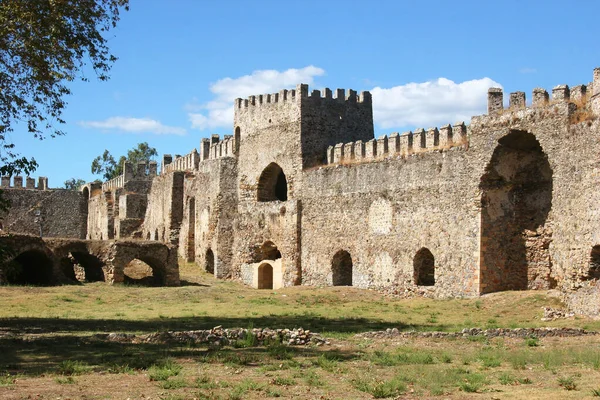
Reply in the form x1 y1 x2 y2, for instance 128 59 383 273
332 250 352 286
414 248 435 286
479 130 553 293
257 163 287 202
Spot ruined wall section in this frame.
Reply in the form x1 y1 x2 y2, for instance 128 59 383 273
0 178 86 239
472 73 600 302
301 146 477 297
142 171 184 244
180 157 237 278
87 161 156 240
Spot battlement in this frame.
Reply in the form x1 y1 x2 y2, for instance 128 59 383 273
486 67 600 116
326 122 467 166
0 176 49 190
234 84 371 111
162 149 200 173
200 133 237 161
102 160 158 191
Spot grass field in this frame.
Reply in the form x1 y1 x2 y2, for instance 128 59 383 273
1 262 600 399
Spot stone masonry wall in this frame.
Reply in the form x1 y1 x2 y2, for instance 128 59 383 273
1 186 86 239
301 146 478 297
142 171 184 244
179 157 237 278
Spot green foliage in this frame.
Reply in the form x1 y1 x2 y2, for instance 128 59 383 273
352 377 407 398
525 336 540 347
194 374 218 389
57 360 90 376
0 0 128 179
55 376 76 384
591 388 600 396
148 359 182 381
64 178 86 191
158 377 187 389
91 142 157 180
271 376 296 386
557 375 578 391
370 350 435 366
0 373 15 387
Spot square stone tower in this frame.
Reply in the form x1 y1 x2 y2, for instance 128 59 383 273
231 83 374 287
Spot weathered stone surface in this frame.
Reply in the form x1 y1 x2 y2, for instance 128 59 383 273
0 178 86 238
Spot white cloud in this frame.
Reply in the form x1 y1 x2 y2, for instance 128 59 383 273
188 66 325 130
80 117 186 135
371 77 502 129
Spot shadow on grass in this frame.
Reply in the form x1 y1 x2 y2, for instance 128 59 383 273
0 315 438 335
0 333 365 377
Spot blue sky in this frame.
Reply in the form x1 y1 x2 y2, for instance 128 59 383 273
7 0 600 187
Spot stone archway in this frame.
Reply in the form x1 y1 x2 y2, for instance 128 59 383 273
332 250 352 286
124 258 159 286
414 248 435 286
68 252 105 282
205 248 215 274
257 163 287 202
6 250 54 285
479 130 553 293
257 263 273 289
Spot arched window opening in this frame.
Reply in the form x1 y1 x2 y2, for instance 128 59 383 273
146 232 151 240
332 250 352 286
205 248 215 274
479 130 553 293
187 198 196 262
257 163 287 202
234 126 241 154
5 250 54 285
154 229 159 241
588 246 600 280
70 252 105 282
414 248 435 286
82 187 90 201
258 263 273 289
124 258 162 286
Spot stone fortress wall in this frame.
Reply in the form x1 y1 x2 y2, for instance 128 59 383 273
6 68 600 316
0 176 86 238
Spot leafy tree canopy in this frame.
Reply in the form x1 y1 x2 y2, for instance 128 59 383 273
64 178 86 191
0 0 129 175
91 142 158 181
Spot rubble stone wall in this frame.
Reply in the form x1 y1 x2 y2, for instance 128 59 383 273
0 187 86 239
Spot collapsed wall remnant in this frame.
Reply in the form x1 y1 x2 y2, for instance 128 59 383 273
0 234 179 286
3 68 600 316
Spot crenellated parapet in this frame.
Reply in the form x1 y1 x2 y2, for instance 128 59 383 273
102 160 158 191
0 176 48 190
234 84 371 111
486 67 600 119
162 149 200 173
326 122 467 166
200 133 237 162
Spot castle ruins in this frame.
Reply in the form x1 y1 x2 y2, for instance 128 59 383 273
2 68 600 316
